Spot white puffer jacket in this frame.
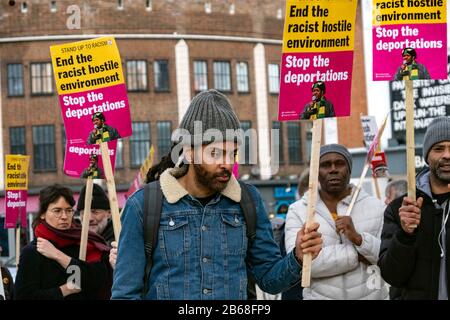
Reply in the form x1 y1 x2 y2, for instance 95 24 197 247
285 185 389 300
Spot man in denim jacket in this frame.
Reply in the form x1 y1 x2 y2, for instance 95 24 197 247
111 90 322 300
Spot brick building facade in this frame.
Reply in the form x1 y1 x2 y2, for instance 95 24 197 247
0 0 367 193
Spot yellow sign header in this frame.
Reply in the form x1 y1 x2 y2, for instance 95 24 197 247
50 37 124 95
5 154 30 190
373 0 447 25
282 0 358 53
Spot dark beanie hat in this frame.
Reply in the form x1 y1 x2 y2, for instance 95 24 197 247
320 143 352 173
312 81 326 94
77 183 110 211
422 116 450 164
402 47 416 58
173 89 241 145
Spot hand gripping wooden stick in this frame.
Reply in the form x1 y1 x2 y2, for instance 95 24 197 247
301 119 323 287
79 177 93 261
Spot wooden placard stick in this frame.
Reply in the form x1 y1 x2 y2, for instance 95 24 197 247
372 134 383 200
15 225 20 267
100 141 122 241
347 113 389 215
79 177 93 261
345 163 370 216
15 202 24 267
405 80 417 228
301 119 323 288
372 175 381 200
405 80 416 200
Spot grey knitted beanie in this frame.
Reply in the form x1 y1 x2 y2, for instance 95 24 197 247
422 116 450 164
320 144 353 173
174 89 241 145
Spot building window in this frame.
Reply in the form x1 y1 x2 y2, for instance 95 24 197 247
115 139 124 168
117 0 123 10
205 2 212 14
193 60 208 92
50 1 57 12
213 61 231 92
7 64 24 96
272 121 284 165
229 3 235 15
268 63 280 94
31 63 53 95
157 121 172 160
154 60 169 91
21 2 28 13
146 0 152 11
126 60 148 91
277 8 283 20
10 127 26 155
240 121 252 165
33 125 56 171
130 122 151 167
287 122 302 164
236 62 249 93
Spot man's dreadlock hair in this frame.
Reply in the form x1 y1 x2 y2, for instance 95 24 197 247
146 144 182 183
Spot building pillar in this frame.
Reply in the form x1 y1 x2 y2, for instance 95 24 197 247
324 117 338 145
175 39 191 123
253 43 271 180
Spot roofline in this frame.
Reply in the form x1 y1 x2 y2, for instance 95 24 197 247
0 33 283 45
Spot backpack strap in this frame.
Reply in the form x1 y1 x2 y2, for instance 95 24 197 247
142 180 163 297
238 181 257 242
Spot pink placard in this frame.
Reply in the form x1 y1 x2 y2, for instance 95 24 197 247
278 51 353 121
373 23 447 81
60 83 131 145
64 140 117 179
5 190 28 228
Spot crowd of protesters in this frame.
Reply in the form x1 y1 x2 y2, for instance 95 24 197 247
3 90 449 300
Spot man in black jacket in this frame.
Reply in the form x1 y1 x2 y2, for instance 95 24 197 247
378 116 450 299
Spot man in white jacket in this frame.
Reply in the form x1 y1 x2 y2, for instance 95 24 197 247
285 144 388 300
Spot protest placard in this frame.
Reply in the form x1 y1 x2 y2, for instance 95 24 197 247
4 155 30 228
372 0 447 80
51 37 131 146
279 0 358 121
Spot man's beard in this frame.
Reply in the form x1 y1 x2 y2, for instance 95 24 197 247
193 164 231 193
430 159 450 184
91 218 109 234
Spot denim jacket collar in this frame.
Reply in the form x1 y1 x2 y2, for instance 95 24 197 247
160 167 241 204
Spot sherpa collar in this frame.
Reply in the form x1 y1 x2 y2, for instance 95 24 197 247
159 167 241 204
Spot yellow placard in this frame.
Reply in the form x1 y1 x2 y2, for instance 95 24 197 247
50 37 124 95
372 0 447 26
282 0 358 53
5 155 30 190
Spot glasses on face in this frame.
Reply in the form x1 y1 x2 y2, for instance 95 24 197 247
48 208 75 217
